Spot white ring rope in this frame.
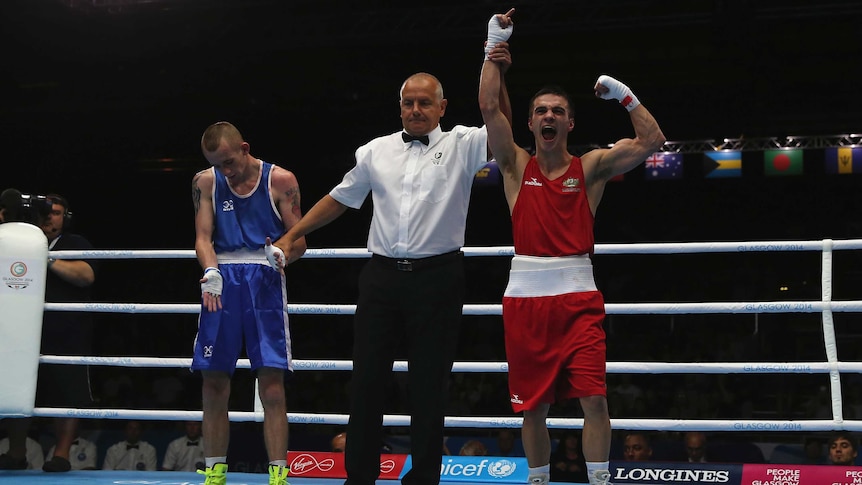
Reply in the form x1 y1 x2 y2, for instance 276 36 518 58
47 238 862 260
30 408 862 433
36 238 862 432
37 355 862 375
43 300 862 315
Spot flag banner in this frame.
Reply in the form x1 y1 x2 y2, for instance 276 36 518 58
644 152 683 180
825 146 862 174
703 150 742 178
764 149 803 176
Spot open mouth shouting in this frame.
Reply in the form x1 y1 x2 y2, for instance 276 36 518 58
541 125 557 141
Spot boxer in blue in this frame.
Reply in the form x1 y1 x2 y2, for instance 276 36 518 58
191 121 307 485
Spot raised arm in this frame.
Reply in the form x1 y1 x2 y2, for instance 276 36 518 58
479 10 518 176
497 43 514 138
588 75 667 182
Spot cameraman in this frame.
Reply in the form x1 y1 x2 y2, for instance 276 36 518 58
0 193 98 473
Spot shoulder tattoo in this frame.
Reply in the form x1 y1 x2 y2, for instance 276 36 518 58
192 173 202 213
284 186 301 217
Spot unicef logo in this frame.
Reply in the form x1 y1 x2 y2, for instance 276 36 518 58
10 262 27 277
488 459 516 478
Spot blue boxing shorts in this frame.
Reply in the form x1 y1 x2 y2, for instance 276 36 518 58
191 259 292 375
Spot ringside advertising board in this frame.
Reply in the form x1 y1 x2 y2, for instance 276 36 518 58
610 461 862 485
288 454 862 485
287 452 527 483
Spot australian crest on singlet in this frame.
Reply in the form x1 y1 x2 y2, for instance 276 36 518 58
511 156 595 256
211 161 284 252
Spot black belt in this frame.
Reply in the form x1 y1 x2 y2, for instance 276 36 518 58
372 250 462 272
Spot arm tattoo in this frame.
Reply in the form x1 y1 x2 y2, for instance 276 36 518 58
284 186 302 218
192 174 202 214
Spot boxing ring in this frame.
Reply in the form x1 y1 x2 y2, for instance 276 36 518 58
6 238 862 483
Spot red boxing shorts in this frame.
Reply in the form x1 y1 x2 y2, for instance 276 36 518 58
502 290 606 412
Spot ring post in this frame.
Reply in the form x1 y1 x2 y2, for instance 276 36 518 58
0 222 48 417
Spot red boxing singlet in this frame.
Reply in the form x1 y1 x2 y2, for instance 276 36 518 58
511 156 594 256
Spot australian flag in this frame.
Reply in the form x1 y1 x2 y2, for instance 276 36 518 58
644 152 683 180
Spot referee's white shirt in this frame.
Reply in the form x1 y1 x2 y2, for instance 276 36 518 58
330 125 489 258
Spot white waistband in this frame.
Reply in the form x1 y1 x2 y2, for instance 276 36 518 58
504 254 597 297
216 248 268 265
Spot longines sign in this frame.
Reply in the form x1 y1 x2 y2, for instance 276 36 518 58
609 461 862 485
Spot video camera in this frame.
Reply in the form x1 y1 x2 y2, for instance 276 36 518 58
0 188 54 225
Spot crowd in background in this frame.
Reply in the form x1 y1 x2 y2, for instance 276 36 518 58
3 418 859 475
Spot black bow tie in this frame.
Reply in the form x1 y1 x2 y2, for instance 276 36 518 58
187 441 199 446
127 444 139 450
402 132 429 145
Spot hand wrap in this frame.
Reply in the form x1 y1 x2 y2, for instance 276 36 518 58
485 14 513 59
201 267 223 296
596 74 640 112
266 243 285 271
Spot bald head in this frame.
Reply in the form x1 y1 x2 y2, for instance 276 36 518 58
685 432 707 462
398 72 448 136
331 432 346 452
400 72 444 101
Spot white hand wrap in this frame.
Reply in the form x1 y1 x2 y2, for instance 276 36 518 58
266 243 285 271
485 14 513 58
201 267 223 296
596 74 640 112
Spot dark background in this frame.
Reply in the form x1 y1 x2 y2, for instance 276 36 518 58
4 0 862 296
4 0 862 249
3 0 862 458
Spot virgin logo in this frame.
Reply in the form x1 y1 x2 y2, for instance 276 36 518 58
289 454 335 475
380 459 396 473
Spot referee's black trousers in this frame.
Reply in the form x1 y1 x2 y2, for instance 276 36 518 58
344 252 465 485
